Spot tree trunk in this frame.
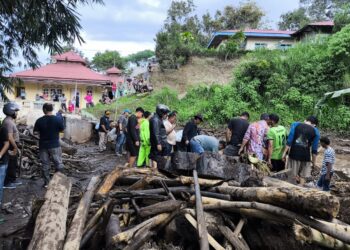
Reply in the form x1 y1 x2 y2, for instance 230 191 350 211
105 214 121 250
218 225 249 250
111 213 171 244
139 200 184 218
200 197 350 244
27 172 72 250
193 170 209 250
83 198 113 235
294 224 350 250
63 176 101 250
95 166 158 198
211 185 340 220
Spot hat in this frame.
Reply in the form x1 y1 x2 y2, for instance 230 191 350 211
123 109 131 114
194 114 203 122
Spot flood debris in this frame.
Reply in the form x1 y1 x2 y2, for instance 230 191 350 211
13 151 350 250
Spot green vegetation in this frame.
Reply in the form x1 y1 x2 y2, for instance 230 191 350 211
90 25 350 133
155 0 264 70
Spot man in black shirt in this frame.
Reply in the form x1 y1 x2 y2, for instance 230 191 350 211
125 107 144 167
181 114 203 152
34 103 65 187
283 116 320 184
98 111 111 152
224 112 250 156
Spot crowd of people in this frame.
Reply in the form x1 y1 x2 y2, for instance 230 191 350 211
0 102 337 224
97 104 336 192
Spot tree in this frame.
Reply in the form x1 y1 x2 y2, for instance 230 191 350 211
125 50 155 63
219 31 246 61
0 0 103 99
334 4 350 32
218 2 265 30
91 50 125 72
278 8 310 30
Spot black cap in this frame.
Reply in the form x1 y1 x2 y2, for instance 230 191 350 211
194 114 203 122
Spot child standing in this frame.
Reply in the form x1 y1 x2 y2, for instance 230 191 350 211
317 137 335 191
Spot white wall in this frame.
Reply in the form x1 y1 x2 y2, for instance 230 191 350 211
245 37 295 50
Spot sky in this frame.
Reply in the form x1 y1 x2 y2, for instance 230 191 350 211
33 0 299 65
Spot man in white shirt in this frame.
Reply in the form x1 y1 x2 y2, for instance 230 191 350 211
163 111 177 155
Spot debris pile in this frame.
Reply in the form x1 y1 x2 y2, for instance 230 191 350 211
21 152 350 250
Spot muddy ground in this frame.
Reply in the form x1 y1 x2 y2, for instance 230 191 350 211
0 133 349 249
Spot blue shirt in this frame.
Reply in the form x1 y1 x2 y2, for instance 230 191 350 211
34 115 64 149
193 135 219 152
321 147 335 175
287 122 320 156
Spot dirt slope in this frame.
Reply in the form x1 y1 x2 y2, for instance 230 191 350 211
150 57 239 94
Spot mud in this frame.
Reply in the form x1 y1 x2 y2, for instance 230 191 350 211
0 142 127 248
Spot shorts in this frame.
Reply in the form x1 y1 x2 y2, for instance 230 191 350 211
287 158 311 182
271 159 285 172
126 138 139 157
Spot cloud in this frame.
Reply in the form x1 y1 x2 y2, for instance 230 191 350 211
137 0 162 8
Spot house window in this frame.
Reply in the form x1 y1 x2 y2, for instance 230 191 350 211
255 43 267 49
42 86 63 100
278 44 292 50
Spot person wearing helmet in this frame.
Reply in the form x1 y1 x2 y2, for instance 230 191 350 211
149 104 170 168
2 102 21 189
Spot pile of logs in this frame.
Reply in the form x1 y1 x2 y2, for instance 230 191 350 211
25 159 350 250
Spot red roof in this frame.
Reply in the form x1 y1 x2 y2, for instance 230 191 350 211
222 29 294 34
309 21 334 26
52 51 86 65
11 61 109 84
106 66 122 74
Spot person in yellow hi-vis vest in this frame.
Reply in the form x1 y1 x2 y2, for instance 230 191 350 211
137 111 152 167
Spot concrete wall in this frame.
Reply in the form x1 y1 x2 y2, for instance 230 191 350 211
245 37 295 50
64 116 93 143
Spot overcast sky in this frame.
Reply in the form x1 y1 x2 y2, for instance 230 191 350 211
32 0 300 64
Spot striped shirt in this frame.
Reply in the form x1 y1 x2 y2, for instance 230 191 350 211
321 147 335 175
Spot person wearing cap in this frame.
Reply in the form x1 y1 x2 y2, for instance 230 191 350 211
282 116 320 184
115 109 131 156
181 114 203 152
98 110 111 152
126 107 145 167
2 102 22 189
238 113 270 160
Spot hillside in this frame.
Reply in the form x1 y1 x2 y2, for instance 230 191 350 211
150 57 239 93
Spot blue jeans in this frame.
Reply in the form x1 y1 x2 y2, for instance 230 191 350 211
115 133 126 154
190 139 204 154
317 173 333 191
0 163 8 204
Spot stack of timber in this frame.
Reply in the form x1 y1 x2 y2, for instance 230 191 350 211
21 151 350 250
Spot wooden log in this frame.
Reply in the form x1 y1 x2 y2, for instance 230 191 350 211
83 198 112 235
63 176 101 250
294 224 350 250
105 214 121 249
193 170 209 250
200 197 350 244
218 225 249 250
263 176 296 188
96 166 159 198
111 213 171 244
139 200 185 218
211 185 340 220
27 172 72 250
184 212 225 250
